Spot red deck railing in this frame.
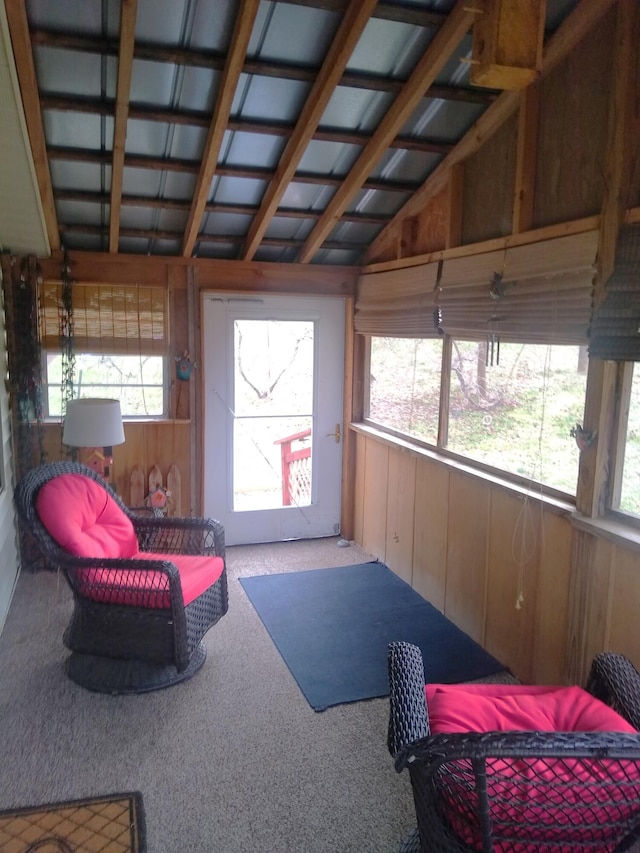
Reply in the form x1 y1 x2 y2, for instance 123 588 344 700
274 428 311 506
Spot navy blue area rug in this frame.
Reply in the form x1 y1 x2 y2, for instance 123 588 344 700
239 561 505 711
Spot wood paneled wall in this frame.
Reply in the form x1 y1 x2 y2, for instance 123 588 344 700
352 426 640 685
41 421 192 514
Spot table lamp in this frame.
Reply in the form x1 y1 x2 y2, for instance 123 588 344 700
62 398 125 484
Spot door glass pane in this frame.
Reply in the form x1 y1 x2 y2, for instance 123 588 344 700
233 319 314 511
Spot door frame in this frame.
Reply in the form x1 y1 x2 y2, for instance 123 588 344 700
201 292 348 545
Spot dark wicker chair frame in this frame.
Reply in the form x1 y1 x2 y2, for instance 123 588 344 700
388 642 640 852
14 461 229 694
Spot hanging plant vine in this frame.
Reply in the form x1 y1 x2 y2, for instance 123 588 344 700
59 250 76 458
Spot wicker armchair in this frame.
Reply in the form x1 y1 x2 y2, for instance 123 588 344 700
14 461 229 694
388 642 640 852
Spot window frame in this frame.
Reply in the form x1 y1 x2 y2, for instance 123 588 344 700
606 360 640 527
41 350 170 421
362 332 589 503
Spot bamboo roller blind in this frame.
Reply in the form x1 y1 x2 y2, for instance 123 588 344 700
355 262 440 337
40 282 169 355
356 230 599 344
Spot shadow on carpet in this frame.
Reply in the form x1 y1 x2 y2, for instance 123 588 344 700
0 791 146 852
239 562 506 711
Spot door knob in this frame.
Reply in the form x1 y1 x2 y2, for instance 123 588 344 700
327 424 340 443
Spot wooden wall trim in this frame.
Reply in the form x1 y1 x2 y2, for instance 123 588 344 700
361 215 600 274
38 251 357 296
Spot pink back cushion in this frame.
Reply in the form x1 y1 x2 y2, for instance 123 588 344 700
426 682 637 734
36 473 138 559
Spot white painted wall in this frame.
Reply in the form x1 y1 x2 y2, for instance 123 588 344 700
0 283 20 635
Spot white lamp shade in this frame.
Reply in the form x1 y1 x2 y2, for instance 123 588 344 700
63 398 125 448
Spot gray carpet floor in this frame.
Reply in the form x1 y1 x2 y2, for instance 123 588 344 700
0 538 418 852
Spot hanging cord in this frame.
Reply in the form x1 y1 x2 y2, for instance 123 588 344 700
513 344 552 609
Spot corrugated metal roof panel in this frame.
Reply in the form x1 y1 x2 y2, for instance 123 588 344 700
212 177 269 206
196 242 239 260
34 47 116 98
235 76 311 123
370 149 443 183
401 98 485 142
61 231 105 252
250 3 340 65
346 188 412 216
297 140 360 176
347 17 435 77
201 212 252 236
151 239 182 255
134 0 191 45
279 183 335 211
157 209 189 232
15 0 588 263
222 132 287 169
43 111 111 152
320 86 394 133
50 161 111 193
119 206 155 230
264 217 314 241
55 200 106 228
26 0 119 37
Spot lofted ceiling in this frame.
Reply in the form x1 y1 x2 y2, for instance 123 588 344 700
3 0 581 265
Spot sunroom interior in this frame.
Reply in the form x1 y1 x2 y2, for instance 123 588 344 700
0 0 639 701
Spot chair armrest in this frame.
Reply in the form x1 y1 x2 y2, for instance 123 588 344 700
388 641 431 761
395 729 640 772
130 515 225 558
587 652 640 730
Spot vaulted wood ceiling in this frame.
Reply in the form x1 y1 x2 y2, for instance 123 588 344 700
3 0 602 265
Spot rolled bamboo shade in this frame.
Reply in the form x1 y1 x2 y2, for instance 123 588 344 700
40 281 168 355
355 262 440 337
436 230 598 344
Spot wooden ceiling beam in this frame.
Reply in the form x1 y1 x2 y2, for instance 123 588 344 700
40 93 454 155
365 0 618 262
5 0 59 251
56 188 391 225
243 0 378 261
60 222 366 252
297 0 477 263
30 30 496 104
109 0 137 253
47 145 420 194
181 0 259 257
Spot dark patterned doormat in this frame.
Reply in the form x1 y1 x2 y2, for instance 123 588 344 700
0 791 145 852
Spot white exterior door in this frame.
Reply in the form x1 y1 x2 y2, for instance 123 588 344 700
202 294 345 546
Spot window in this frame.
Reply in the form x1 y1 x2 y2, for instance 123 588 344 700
39 280 169 420
610 363 640 518
365 336 588 496
367 337 442 446
44 353 166 419
446 341 587 494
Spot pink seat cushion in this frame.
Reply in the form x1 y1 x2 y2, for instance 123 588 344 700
76 554 224 609
425 683 640 851
36 473 138 559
